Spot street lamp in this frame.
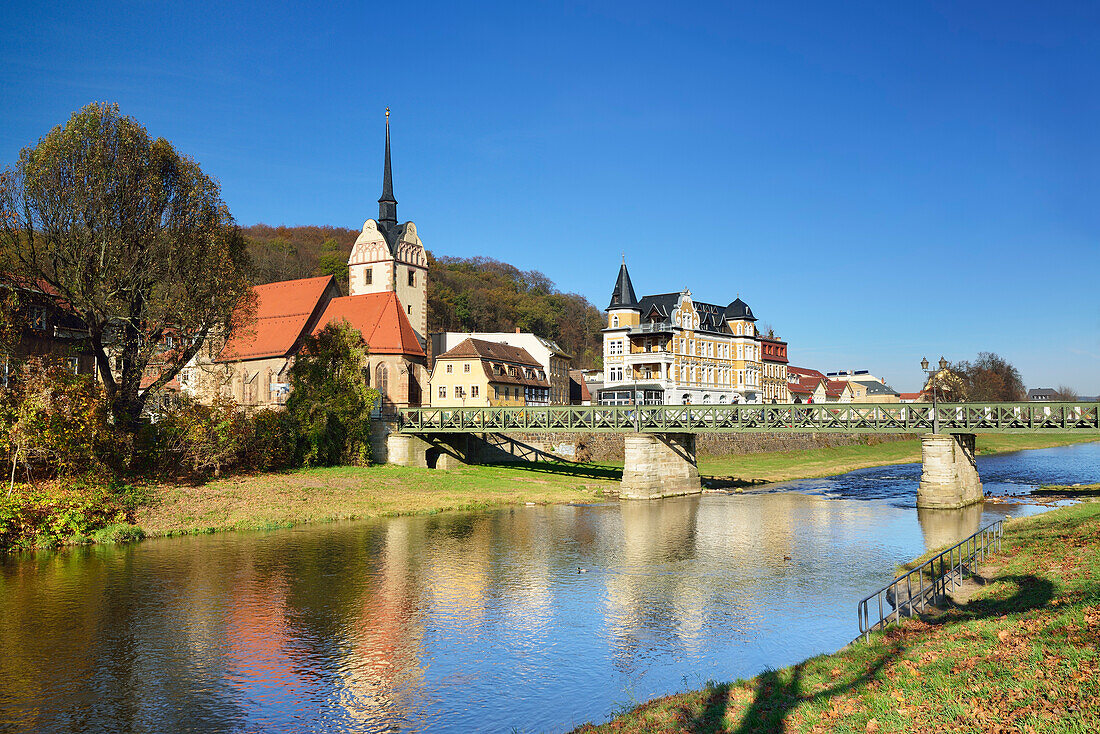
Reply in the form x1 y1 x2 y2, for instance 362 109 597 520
921 356 948 433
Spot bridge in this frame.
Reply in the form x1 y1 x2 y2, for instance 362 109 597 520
385 402 1100 506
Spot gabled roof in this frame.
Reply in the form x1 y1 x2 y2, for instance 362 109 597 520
853 380 899 396
436 337 541 367
1027 388 1057 398
435 338 550 388
313 292 425 357
825 379 851 398
635 293 731 333
218 276 335 362
569 369 592 403
788 380 816 396
788 366 826 381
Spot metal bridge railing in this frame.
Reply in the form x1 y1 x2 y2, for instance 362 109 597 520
397 402 1100 434
856 520 1003 642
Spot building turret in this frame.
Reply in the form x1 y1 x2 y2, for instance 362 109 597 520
607 259 640 329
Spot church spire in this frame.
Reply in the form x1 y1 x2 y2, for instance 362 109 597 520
378 107 398 226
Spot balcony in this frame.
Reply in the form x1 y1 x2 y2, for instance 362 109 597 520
627 322 674 335
624 351 674 365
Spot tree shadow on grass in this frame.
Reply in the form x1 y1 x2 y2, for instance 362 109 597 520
935 573 1056 619
675 573 1063 733
479 460 623 482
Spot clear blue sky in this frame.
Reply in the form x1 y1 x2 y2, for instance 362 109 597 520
2 1 1098 393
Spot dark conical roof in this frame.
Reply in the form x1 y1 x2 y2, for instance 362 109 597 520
378 108 397 227
724 297 756 321
608 261 639 311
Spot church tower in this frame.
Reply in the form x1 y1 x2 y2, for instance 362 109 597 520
347 109 428 347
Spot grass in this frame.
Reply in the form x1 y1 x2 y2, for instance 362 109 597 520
135 461 619 538
572 501 1100 733
1034 483 1100 497
698 433 1099 484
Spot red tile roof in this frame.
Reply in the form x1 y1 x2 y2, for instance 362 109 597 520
219 276 335 362
788 380 816 396
825 379 850 398
313 292 425 357
569 369 592 403
899 392 924 401
788 366 826 380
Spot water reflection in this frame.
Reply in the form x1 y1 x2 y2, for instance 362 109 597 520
916 504 984 551
0 441 1096 733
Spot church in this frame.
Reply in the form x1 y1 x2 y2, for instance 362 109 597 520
181 112 429 412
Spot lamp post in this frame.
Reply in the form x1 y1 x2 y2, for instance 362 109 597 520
921 356 948 433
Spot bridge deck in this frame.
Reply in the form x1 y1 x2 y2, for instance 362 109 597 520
397 402 1100 434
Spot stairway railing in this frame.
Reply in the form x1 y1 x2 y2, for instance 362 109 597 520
856 520 1003 642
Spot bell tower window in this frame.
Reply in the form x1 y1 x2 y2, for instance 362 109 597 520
365 268 373 285
408 270 415 287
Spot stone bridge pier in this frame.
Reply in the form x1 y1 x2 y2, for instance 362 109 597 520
620 433 702 500
386 432 480 470
916 433 983 509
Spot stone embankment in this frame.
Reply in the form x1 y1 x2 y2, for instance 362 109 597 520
482 431 914 464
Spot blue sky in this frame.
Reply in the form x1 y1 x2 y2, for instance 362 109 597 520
2 1 1098 392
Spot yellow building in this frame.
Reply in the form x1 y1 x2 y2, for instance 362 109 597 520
600 261 777 405
428 338 551 407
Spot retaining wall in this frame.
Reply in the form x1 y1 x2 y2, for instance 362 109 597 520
480 431 915 464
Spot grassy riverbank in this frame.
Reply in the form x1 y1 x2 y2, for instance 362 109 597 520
574 501 1100 733
4 433 1095 551
698 433 1099 484
135 462 619 538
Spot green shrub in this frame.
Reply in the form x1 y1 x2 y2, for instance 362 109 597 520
5 358 116 478
287 321 379 467
155 397 249 478
244 409 298 471
92 523 145 544
0 478 138 552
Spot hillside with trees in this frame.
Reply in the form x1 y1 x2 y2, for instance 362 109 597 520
241 225 605 368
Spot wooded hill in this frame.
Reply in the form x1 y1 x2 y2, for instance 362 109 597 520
242 225 605 368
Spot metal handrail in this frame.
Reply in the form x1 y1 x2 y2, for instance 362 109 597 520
397 402 1100 434
856 520 1003 642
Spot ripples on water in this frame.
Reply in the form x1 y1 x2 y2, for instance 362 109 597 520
0 442 1097 733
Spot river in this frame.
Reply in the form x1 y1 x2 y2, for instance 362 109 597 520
1 441 1097 733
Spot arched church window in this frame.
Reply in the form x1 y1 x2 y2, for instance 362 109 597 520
376 363 389 405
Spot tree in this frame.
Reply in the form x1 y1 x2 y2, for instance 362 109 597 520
951 352 1026 402
287 321 378 466
0 103 253 429
1052 385 1079 401
314 238 349 282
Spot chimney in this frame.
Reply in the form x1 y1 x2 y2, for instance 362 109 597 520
515 327 521 334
